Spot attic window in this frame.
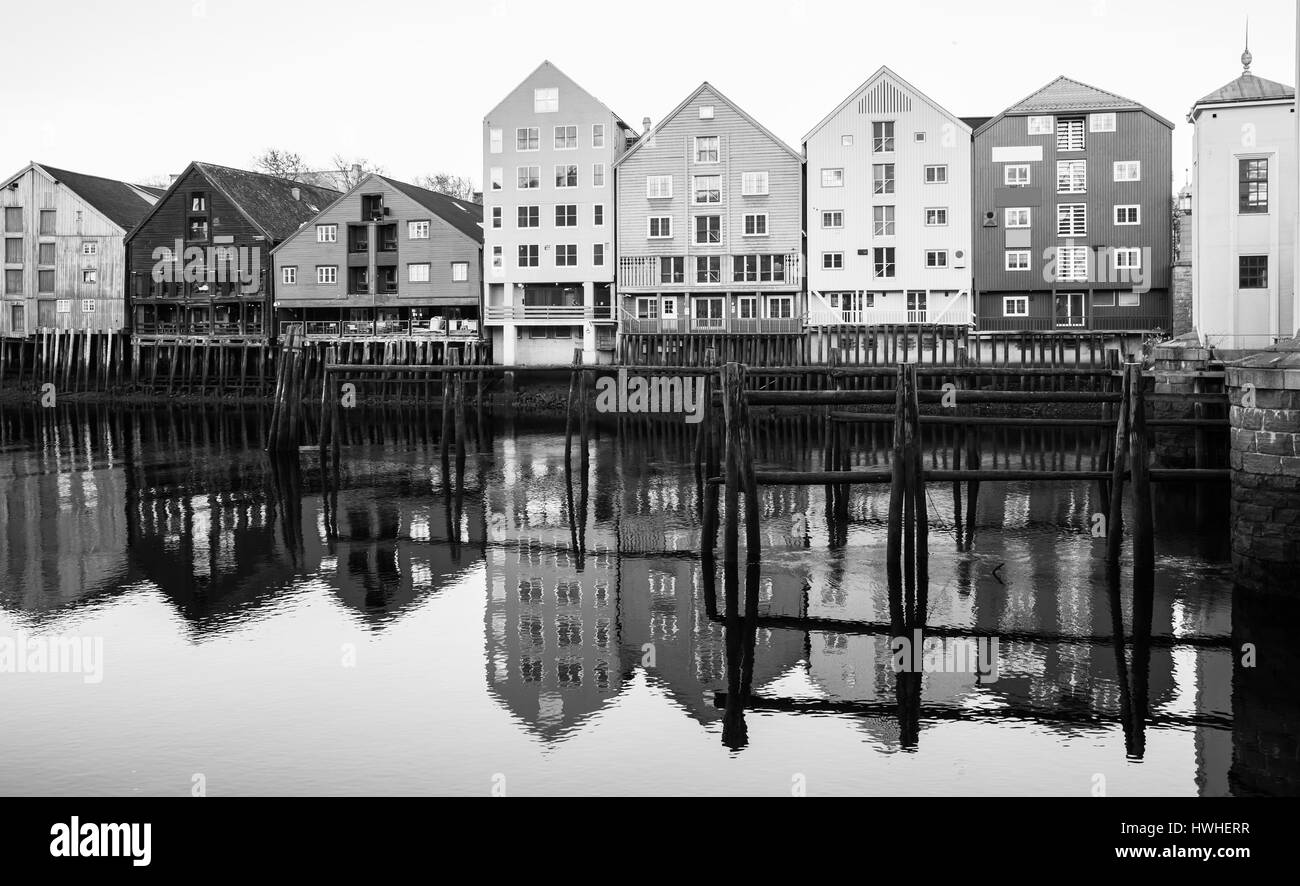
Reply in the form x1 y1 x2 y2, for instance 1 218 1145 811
190 193 207 212
699 105 715 120
1090 113 1117 133
534 88 559 113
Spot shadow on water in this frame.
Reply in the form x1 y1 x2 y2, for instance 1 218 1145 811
0 402 1290 795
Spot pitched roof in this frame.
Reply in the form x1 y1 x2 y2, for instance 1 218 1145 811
1194 71 1295 108
978 75 1175 134
802 66 973 146
380 176 483 243
961 116 993 131
619 81 803 167
34 164 157 232
195 162 340 241
485 59 631 132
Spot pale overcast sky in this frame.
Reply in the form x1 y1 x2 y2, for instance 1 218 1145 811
1 0 1294 190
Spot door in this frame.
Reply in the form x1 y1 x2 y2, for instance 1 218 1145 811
38 300 56 329
10 305 24 336
907 291 928 324
694 297 725 331
1055 292 1086 328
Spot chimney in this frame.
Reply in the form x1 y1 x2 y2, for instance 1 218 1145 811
291 186 301 201
169 174 179 185
351 163 362 181
472 190 483 204
642 116 652 134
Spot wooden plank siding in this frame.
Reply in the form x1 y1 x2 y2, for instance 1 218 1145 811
973 105 1173 332
0 166 134 335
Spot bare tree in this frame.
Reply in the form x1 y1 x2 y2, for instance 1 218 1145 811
135 174 174 190
328 156 386 191
253 148 315 183
414 173 477 201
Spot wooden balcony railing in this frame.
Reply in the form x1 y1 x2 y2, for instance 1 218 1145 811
278 319 481 339
618 311 805 335
617 253 803 290
976 315 1170 333
483 305 616 323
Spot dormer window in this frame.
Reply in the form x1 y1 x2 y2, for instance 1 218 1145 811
361 194 384 220
190 193 207 212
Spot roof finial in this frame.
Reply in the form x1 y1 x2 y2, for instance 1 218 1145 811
1242 18 1253 72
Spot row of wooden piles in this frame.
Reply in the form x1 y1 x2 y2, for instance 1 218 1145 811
0 330 125 394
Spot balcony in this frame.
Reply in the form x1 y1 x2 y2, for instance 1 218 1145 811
619 311 804 335
618 253 803 290
483 304 616 324
976 315 1170 333
135 320 266 337
806 291 974 328
278 319 481 339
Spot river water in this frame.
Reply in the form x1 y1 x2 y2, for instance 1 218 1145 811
0 405 1289 797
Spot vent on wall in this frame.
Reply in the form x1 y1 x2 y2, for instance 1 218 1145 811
859 80 913 115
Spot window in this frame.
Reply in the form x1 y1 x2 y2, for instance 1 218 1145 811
635 297 660 320
925 208 948 226
281 266 297 285
517 205 539 228
873 164 895 194
1058 203 1087 236
317 266 337 284
924 165 948 184
1027 116 1054 136
741 171 769 196
737 296 758 320
534 88 559 113
1114 248 1141 270
695 215 721 244
555 244 577 267
188 218 209 240
1005 250 1031 271
593 244 605 267
1090 113 1117 133
699 105 715 120
768 296 794 319
822 210 844 229
841 134 854 147
648 217 672 239
1094 291 1117 308
1057 160 1086 193
592 163 606 187
39 270 54 292
743 213 768 236
517 166 540 189
593 204 604 226
693 175 721 204
1240 159 1269 213
316 224 337 243
695 136 720 163
451 262 469 282
873 205 896 236
408 263 431 282
874 248 896 278
489 128 503 154
734 255 787 283
38 243 55 264
873 121 895 152
408 220 430 239
35 210 55 235
823 252 844 270
555 165 578 188
822 168 844 188
81 299 97 313
1004 296 1029 316
491 247 502 270
660 257 684 284
1005 208 1031 228
1118 292 1141 308
695 256 721 284
490 168 503 190
1005 164 1030 187
491 207 502 228
592 124 606 148
1056 246 1089 282
915 132 928 143
1115 205 1140 225
1240 255 1268 288
190 193 207 212
1114 161 1141 182
926 250 948 268
516 127 540 151
555 204 577 227
647 175 673 199
518 245 539 267
554 125 578 150
1057 117 1085 151
4 269 21 293
4 207 22 232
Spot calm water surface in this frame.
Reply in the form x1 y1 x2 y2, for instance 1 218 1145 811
0 404 1288 796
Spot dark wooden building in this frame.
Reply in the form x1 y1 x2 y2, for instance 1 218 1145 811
126 162 339 340
972 77 1173 334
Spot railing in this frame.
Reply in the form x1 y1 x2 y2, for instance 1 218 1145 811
278 319 481 338
977 315 1170 333
617 253 803 289
135 322 267 337
483 305 616 323
618 311 805 335
806 291 975 328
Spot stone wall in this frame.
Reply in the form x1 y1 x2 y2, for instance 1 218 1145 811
1151 339 1225 469
1171 260 1194 338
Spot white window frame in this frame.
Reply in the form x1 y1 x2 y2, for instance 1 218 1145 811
925 250 948 269
742 213 768 237
1090 113 1117 133
515 127 540 151
408 263 431 283
694 136 720 164
81 241 98 256
1057 117 1086 152
592 123 606 148
592 163 606 188
924 164 948 184
554 204 578 228
317 266 338 285
1114 248 1142 270
1005 164 1031 187
873 205 896 237
593 244 605 267
1114 161 1141 182
593 204 605 227
648 217 672 239
489 128 503 154
698 105 715 120
741 171 769 196
489 167 503 191
316 224 337 243
1057 160 1087 194
822 210 844 229
647 175 673 199
554 125 578 150
1114 205 1141 225
451 262 469 282
491 246 503 270
823 252 845 271
516 166 540 190
693 175 721 204
1005 250 1031 271
1118 291 1141 308
81 269 98 285
533 88 558 113
281 266 297 285
1003 296 1030 317
767 295 794 320
408 220 430 239
873 163 895 195
554 164 578 189
81 298 97 313
821 168 844 188
554 244 578 268
925 208 948 227
1057 203 1087 237
1027 116 1054 136
841 135 854 147
1005 208 1031 228
1056 246 1090 282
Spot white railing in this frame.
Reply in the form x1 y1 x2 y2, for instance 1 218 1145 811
806 291 974 328
618 309 805 335
483 305 616 323
617 253 803 290
279 319 480 338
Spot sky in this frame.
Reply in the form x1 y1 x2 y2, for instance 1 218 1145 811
1 0 1295 190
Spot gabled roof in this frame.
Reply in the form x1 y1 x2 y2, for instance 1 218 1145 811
802 66 973 145
7 163 158 232
961 116 993 132
126 161 341 244
976 75 1175 134
618 81 803 168
484 59 631 131
1191 71 1295 117
380 176 483 244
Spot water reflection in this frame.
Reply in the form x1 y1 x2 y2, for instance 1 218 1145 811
0 403 1288 796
